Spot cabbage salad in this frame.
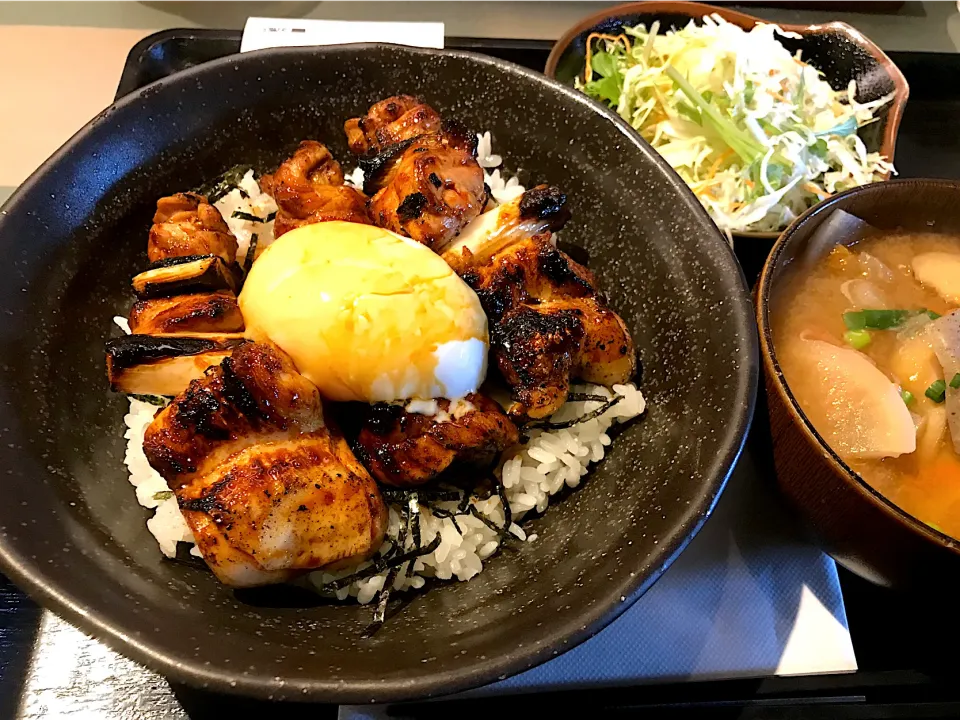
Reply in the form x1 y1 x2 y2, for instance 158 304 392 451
577 15 896 234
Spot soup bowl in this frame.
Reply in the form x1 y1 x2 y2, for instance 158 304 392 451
757 178 960 589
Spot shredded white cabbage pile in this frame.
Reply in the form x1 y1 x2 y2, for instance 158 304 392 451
576 14 896 234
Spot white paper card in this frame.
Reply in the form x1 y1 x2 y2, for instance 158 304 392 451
240 17 444 53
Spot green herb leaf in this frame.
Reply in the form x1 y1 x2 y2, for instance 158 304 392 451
153 491 174 502
584 76 622 104
591 51 618 78
765 163 788 190
925 379 947 404
809 138 829 159
901 389 915 405
844 329 871 350
925 309 942 320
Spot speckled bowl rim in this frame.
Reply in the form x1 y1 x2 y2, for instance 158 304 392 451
0 42 758 701
544 0 910 242
757 178 960 558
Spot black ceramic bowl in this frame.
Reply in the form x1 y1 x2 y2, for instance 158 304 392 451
545 1 909 241
758 179 960 588
0 44 756 702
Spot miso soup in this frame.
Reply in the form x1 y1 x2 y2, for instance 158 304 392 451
772 232 960 538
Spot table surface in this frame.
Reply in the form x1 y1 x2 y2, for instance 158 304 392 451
0 0 960 717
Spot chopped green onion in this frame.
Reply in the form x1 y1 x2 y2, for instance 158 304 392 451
664 65 765 165
925 310 942 320
843 312 867 331
925 379 947 404
901 389 914 406
842 309 914 331
951 373 960 390
844 329 871 350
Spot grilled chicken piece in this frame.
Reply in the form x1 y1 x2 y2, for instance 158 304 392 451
143 342 387 587
148 192 238 264
359 124 486 250
449 187 636 419
354 393 519 488
344 95 443 155
128 291 244 335
260 140 371 238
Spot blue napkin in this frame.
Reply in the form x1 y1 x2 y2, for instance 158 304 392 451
340 447 856 717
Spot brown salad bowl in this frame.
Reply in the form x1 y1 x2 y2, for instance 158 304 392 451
545 1 909 241
757 178 960 590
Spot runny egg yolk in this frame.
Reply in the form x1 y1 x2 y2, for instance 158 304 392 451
239 221 488 403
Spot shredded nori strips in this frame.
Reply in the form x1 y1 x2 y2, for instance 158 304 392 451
325 535 441 591
567 392 609 403
408 494 421 549
361 565 401 638
231 210 278 224
243 233 258 274
426 504 462 535
380 487 460 504
197 164 254 204
526 394 623 431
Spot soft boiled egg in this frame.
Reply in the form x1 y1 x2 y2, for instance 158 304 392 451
239 221 488 403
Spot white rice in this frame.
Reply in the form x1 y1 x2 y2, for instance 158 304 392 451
213 169 278 263
116 133 646 600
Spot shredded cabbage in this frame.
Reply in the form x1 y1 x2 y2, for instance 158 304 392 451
576 15 896 235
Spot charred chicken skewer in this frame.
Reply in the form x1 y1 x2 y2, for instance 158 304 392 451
354 393 519 488
143 341 388 587
107 193 247 397
345 95 443 155
148 192 239 264
346 98 486 251
445 186 636 419
260 140 371 237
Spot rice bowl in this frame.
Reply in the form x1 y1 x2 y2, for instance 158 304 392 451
0 42 755 701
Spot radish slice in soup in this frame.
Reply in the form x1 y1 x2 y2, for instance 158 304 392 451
931 311 960 454
912 252 960 305
841 279 888 310
790 339 917 460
